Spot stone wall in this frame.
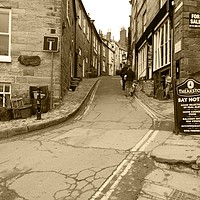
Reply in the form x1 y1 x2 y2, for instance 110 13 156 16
139 79 154 97
174 0 200 83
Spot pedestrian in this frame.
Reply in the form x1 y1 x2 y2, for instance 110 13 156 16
164 74 172 100
120 65 128 90
123 67 135 97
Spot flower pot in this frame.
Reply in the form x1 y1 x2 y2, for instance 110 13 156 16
18 105 32 119
0 108 13 121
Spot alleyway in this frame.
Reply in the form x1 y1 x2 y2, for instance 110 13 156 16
1 76 200 200
0 76 170 200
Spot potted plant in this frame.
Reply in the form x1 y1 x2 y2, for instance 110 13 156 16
0 107 13 121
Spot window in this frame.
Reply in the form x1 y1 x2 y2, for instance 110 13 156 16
142 11 147 32
78 9 82 27
66 0 71 25
0 83 11 107
0 8 11 62
138 44 147 79
83 58 85 77
103 46 106 57
83 17 86 34
103 61 106 72
78 48 82 56
86 24 90 40
153 19 171 71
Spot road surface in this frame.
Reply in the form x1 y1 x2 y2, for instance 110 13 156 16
0 76 171 200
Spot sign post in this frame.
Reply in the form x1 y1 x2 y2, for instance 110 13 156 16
176 78 200 134
43 36 59 110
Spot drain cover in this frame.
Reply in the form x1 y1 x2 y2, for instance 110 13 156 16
170 190 200 200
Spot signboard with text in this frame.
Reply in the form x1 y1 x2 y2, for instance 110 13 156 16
189 13 200 28
43 36 59 52
176 78 200 133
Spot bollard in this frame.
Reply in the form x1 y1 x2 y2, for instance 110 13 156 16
36 87 41 120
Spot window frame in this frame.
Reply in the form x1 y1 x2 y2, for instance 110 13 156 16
160 0 167 8
138 44 147 79
0 8 11 63
78 9 82 28
153 18 171 71
0 83 11 107
66 0 71 26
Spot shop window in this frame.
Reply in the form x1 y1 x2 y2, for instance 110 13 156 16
0 8 11 62
153 19 171 71
0 83 11 107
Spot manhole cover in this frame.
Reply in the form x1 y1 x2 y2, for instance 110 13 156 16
170 190 200 200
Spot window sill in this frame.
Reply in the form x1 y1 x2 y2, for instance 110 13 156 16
0 56 11 63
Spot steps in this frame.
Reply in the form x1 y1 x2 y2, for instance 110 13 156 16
70 77 82 91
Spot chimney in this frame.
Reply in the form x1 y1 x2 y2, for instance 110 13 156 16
106 31 111 41
119 28 127 47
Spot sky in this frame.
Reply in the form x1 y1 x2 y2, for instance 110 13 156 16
81 0 131 41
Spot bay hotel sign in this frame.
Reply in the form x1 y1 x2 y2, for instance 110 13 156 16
176 78 200 133
189 13 200 28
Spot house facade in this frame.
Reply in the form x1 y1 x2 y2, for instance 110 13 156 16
129 0 200 99
0 0 75 108
0 0 112 111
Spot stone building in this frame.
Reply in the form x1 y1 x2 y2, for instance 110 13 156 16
0 0 76 109
129 0 200 99
0 0 111 111
90 22 102 77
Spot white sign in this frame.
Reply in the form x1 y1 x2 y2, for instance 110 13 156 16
175 40 181 54
189 13 200 28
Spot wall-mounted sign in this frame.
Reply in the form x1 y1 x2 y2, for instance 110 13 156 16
189 13 200 28
43 36 59 52
174 40 182 54
176 78 200 133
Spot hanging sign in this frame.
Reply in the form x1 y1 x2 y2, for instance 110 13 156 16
189 13 200 28
43 36 59 52
176 78 200 133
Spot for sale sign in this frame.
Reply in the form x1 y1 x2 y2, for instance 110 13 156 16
176 78 200 133
189 13 200 28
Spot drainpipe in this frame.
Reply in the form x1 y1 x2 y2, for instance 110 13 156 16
169 0 178 134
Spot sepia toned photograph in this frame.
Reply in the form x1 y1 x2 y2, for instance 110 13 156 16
0 0 200 199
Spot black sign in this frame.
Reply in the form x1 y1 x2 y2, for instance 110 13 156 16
176 78 200 133
189 13 200 28
43 36 59 52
